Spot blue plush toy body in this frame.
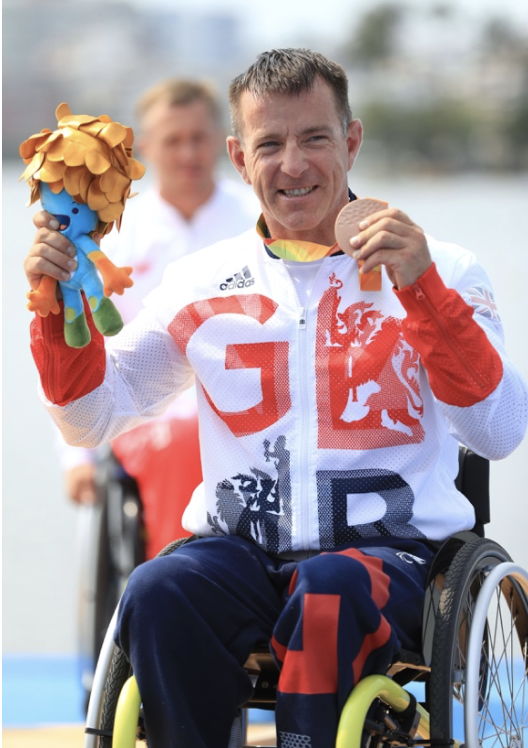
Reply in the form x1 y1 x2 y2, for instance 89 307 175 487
38 183 126 346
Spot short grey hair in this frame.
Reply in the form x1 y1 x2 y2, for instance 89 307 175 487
228 48 353 138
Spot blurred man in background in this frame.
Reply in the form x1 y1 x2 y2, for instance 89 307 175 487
60 78 258 558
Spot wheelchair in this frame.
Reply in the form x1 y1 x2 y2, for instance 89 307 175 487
77 427 201 709
84 447 528 748
77 446 145 708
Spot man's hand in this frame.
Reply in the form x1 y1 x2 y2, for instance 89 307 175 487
347 208 432 290
65 463 98 505
24 210 78 291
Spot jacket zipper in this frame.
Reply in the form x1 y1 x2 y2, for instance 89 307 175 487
411 282 488 390
288 263 324 549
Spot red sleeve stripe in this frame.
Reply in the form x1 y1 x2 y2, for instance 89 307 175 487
30 298 106 406
394 263 503 407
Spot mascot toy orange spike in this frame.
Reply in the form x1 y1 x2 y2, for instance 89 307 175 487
19 102 146 348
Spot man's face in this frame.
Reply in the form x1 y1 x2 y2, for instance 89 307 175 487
227 78 363 245
139 100 223 196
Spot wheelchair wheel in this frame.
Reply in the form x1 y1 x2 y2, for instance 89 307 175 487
79 451 145 713
93 468 145 660
465 561 528 748
429 537 528 746
97 536 196 747
99 647 133 748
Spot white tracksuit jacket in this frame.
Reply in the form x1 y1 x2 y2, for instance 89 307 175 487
35 228 528 554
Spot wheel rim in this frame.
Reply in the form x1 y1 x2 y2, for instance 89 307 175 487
448 558 502 741
465 563 528 748
429 541 521 745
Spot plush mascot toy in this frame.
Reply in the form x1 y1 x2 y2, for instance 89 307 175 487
20 102 145 347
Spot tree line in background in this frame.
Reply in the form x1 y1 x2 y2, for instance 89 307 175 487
338 3 528 171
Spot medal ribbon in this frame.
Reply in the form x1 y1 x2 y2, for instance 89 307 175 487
257 215 339 262
256 212 382 290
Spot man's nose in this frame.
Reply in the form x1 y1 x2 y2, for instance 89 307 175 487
179 140 199 159
281 142 308 178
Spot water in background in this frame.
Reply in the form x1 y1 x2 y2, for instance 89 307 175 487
3 161 528 655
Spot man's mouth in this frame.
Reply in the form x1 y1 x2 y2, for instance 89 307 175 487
55 214 71 231
280 186 316 197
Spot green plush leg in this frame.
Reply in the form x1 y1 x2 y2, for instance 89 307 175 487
64 309 91 348
90 296 124 336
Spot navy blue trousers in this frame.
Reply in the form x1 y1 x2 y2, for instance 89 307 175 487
115 535 435 748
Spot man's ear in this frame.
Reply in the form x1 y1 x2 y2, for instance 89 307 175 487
346 119 363 171
226 136 251 185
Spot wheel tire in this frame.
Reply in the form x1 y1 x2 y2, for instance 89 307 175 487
429 537 513 743
91 464 146 675
97 536 197 746
99 647 132 748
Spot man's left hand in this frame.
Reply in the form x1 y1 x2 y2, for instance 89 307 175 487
348 208 432 289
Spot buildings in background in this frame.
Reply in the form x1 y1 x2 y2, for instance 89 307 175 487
4 0 247 156
4 0 528 170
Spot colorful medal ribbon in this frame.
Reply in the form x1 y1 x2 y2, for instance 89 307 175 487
358 262 382 291
257 215 338 262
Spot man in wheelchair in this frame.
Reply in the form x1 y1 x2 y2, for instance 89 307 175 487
24 49 528 748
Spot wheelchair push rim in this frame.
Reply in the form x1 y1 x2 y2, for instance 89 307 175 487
429 538 528 748
464 562 528 748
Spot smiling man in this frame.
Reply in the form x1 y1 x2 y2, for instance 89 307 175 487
227 76 360 245
24 49 527 748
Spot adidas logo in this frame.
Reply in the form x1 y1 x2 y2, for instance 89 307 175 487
219 265 255 291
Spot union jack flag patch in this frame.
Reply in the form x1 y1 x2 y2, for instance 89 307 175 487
466 286 501 321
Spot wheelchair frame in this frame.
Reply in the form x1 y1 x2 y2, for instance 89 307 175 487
84 448 528 748
77 446 145 707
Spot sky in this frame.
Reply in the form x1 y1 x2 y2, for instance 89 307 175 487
129 0 528 48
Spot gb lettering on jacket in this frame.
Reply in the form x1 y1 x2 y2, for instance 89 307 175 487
169 272 424 449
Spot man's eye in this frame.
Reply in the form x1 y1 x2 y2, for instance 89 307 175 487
259 141 279 149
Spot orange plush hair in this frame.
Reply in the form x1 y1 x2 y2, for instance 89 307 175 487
20 102 145 236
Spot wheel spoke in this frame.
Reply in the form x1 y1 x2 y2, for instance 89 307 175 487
472 578 527 747
430 542 528 748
